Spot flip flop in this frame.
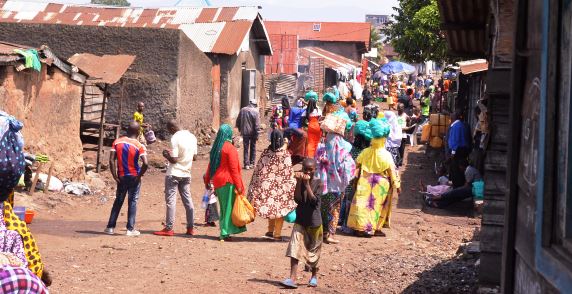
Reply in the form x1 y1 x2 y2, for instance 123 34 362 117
308 277 318 287
281 278 298 289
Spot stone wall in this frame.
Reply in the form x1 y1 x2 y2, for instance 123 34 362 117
176 32 214 142
0 65 85 180
0 23 213 138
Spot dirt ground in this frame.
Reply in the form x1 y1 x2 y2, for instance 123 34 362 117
21 129 481 294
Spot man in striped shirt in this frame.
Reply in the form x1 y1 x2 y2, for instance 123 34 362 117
105 122 148 237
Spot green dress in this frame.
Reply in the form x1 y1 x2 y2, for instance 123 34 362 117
216 183 247 239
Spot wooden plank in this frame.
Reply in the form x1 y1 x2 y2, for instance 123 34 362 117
43 162 54 193
484 150 508 172
482 199 505 226
480 252 503 285
96 86 108 173
480 224 504 252
29 163 43 196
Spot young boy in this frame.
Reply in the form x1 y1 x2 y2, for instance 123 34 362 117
282 158 323 289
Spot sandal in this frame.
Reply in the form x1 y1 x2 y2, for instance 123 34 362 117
281 278 298 289
308 277 318 287
325 237 340 244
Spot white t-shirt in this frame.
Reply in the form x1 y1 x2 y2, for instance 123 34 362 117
167 130 198 178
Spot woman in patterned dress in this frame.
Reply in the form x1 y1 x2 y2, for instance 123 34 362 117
347 118 401 237
248 129 297 241
315 130 355 244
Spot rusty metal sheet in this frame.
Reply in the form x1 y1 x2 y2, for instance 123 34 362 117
216 7 238 22
211 20 252 55
457 59 488 75
300 47 360 69
0 1 272 56
265 21 372 50
68 53 135 84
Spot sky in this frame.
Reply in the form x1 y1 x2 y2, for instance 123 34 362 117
45 0 400 22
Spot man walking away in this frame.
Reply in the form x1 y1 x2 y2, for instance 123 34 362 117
447 112 471 188
236 99 260 169
154 120 198 236
105 122 148 237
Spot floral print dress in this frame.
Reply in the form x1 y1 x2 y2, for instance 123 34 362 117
247 147 297 219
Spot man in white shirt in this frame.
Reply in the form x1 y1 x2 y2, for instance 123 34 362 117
154 120 198 236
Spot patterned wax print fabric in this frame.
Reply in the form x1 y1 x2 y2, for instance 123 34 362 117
247 148 297 219
0 265 48 294
0 112 25 198
0 204 26 267
347 138 400 235
314 133 356 195
3 202 43 278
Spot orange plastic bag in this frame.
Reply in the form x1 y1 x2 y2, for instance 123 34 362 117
231 192 255 227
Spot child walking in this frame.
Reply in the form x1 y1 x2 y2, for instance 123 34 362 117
281 158 323 289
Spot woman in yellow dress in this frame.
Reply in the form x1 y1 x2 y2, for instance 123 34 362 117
347 118 401 237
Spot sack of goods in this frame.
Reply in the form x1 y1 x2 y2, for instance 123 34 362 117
321 114 347 136
426 114 451 148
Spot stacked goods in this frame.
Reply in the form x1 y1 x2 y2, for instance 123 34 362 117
428 114 450 148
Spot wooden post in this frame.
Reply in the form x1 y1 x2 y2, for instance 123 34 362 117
96 84 108 173
43 162 54 193
117 80 123 137
29 163 43 196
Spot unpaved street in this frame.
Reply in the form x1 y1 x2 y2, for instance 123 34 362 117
25 143 480 293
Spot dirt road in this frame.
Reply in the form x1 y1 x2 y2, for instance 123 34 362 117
24 141 480 293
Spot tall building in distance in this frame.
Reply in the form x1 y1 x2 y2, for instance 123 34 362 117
365 14 390 32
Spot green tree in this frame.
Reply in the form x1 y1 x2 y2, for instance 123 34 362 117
384 0 448 63
370 27 384 63
91 0 131 6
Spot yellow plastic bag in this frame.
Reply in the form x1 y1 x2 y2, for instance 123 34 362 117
421 124 431 142
231 192 255 227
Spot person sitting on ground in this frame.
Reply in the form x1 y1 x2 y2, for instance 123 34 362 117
419 165 452 197
105 122 148 237
133 102 151 144
154 120 198 237
281 158 323 289
425 159 482 208
247 129 297 241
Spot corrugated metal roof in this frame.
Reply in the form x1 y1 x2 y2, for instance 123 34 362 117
211 21 252 55
68 53 135 84
299 47 361 70
179 22 226 53
265 21 371 51
437 0 489 57
457 59 488 75
0 1 272 55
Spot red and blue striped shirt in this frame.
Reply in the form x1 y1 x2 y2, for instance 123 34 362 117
112 137 147 177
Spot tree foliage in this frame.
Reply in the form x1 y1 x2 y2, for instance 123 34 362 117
384 0 448 63
370 27 384 63
91 0 131 6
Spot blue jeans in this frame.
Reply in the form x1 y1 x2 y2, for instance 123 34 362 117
242 135 257 166
107 176 141 231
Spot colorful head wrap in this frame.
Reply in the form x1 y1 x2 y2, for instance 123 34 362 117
208 124 233 177
323 92 337 104
354 120 372 141
369 118 391 138
305 90 318 101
